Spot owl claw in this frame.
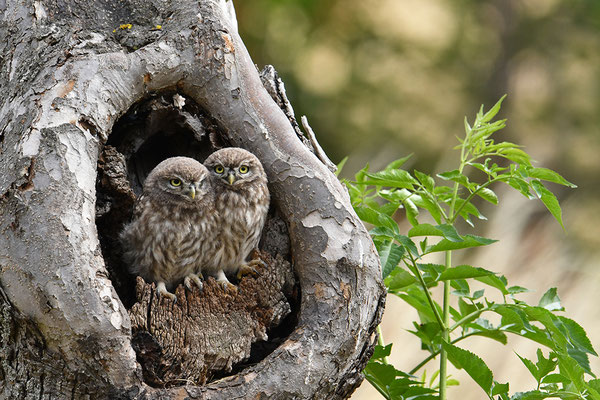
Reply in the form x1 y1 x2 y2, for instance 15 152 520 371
219 280 238 293
156 282 177 302
184 273 204 292
237 259 266 280
215 270 237 293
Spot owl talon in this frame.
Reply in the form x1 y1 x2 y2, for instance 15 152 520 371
236 262 261 280
156 282 177 302
219 280 238 293
184 273 204 292
215 270 237 292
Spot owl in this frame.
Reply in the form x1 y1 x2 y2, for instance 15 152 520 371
203 148 270 289
120 156 218 301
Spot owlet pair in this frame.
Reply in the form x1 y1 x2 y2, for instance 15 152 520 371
120 147 270 300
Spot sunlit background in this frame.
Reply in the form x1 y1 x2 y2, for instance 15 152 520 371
235 0 600 398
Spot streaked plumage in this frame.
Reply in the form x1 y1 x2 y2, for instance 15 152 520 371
120 156 218 300
203 147 270 289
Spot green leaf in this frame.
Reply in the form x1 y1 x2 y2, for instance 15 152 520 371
409 321 443 349
425 235 497 254
541 373 569 384
535 349 558 378
355 164 370 183
475 275 508 295
386 268 417 292
371 344 392 360
379 201 400 217
494 305 530 331
507 286 530 295
527 167 577 188
438 265 495 281
411 195 443 224
396 235 420 258
491 381 509 396
557 354 586 392
375 239 405 279
437 169 471 188
470 328 508 345
510 390 555 400
442 341 493 393
481 94 506 123
397 287 440 324
363 361 400 389
384 154 413 171
355 205 399 232
476 187 499 204
414 170 435 192
362 170 418 189
335 156 348 177
507 177 534 199
404 198 419 226
389 381 432 398
558 316 598 356
587 379 600 393
454 198 487 226
408 223 462 242
531 180 565 229
516 352 540 382
500 148 532 166
538 288 563 311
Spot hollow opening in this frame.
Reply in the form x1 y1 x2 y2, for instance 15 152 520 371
95 90 299 387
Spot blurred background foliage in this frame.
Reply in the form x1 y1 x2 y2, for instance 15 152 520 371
235 0 600 398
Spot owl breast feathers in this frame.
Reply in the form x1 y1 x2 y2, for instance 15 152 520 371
120 156 218 300
203 147 270 288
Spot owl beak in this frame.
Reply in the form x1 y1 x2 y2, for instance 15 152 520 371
227 173 235 185
187 185 196 199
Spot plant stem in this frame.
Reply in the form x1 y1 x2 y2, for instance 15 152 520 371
439 250 452 400
406 254 446 331
376 325 389 364
409 331 481 375
448 306 493 333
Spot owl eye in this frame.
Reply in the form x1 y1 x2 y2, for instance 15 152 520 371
214 165 225 174
239 165 249 174
170 178 182 187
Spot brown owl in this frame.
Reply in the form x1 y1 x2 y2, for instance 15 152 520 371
120 157 218 300
203 148 270 289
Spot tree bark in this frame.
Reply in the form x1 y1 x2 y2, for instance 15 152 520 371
0 0 385 398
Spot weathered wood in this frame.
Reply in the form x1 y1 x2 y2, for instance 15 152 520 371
129 251 296 387
0 0 385 398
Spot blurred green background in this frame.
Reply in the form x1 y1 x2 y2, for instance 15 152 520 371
234 0 600 397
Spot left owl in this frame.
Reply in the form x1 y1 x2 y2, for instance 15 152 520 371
120 156 218 301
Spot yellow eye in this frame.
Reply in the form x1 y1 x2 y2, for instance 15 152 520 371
215 166 225 174
170 178 182 187
239 165 249 174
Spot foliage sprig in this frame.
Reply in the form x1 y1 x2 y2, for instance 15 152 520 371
343 96 596 400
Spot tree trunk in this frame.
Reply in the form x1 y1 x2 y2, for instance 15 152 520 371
0 1 385 398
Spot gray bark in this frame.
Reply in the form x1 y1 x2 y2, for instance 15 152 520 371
0 0 386 398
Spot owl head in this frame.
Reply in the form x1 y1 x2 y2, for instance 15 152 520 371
204 148 267 191
143 156 211 208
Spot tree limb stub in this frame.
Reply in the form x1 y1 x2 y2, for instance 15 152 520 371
0 0 385 398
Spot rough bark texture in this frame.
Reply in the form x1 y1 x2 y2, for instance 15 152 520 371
130 251 296 387
0 0 386 398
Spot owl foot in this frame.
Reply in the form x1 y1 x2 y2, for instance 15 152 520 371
236 259 266 280
156 282 177 302
184 273 204 292
215 270 238 293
